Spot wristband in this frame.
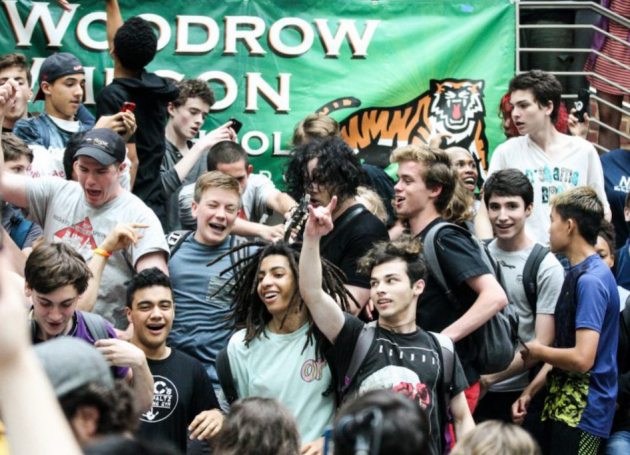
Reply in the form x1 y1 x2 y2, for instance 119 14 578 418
93 248 112 258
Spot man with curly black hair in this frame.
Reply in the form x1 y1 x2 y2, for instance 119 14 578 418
286 136 389 312
97 0 179 226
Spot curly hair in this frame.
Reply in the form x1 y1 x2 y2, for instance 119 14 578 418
172 78 215 109
209 241 354 358
285 136 365 203
113 17 157 71
358 237 427 284
126 267 173 308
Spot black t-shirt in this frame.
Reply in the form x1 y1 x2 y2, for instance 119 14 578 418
327 314 468 455
416 217 491 384
320 204 389 289
136 348 219 453
96 70 179 223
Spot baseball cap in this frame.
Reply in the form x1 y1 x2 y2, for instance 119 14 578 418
34 337 114 398
74 129 126 166
34 52 85 101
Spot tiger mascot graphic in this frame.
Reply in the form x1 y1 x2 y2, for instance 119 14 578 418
317 78 488 176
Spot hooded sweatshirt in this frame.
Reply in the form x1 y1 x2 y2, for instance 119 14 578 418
97 70 179 223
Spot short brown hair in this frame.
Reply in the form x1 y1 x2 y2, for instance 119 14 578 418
172 78 215 109
0 53 32 85
391 145 463 216
551 186 604 246
291 113 340 146
2 133 33 163
193 171 241 204
25 243 93 294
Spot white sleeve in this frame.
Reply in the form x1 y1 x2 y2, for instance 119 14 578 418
585 144 610 212
488 143 507 176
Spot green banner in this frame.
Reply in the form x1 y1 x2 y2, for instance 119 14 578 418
0 0 515 186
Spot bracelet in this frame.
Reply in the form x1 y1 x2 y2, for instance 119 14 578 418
93 248 112 258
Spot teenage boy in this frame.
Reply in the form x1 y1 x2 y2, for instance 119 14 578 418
519 186 619 455
474 169 564 434
613 191 630 291
168 171 252 394
178 141 296 241
286 136 389 310
391 144 507 410
25 242 154 412
483 70 610 245
1 133 42 250
126 268 222 453
161 78 236 232
0 94 168 330
98 0 179 221
0 53 33 132
300 197 474 455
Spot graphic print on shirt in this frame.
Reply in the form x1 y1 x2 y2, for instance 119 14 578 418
141 376 179 423
357 337 440 420
53 216 98 257
300 359 327 382
614 175 630 193
525 166 579 204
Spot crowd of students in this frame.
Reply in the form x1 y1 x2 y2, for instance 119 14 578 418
0 2 629 455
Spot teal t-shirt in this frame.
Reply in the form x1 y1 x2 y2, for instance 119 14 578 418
227 324 335 444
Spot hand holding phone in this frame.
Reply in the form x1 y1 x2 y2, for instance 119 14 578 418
121 102 136 113
228 118 243 134
573 89 590 123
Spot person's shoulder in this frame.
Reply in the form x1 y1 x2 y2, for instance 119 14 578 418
495 136 528 153
169 347 205 368
178 183 195 201
564 134 596 154
227 329 249 351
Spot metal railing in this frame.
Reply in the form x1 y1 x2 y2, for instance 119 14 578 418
516 1 630 151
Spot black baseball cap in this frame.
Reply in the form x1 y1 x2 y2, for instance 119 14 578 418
34 52 85 101
74 129 126 166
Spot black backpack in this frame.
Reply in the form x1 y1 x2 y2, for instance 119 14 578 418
423 222 519 375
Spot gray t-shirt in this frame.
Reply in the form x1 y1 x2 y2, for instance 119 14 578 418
178 173 275 230
26 178 169 329
488 241 565 392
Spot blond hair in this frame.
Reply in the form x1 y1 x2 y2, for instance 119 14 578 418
451 421 541 455
357 186 388 225
194 171 241 204
291 113 340 146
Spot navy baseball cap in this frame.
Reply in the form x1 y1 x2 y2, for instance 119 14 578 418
34 52 85 101
74 129 126 166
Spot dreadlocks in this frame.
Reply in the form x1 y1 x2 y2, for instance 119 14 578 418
208 241 354 358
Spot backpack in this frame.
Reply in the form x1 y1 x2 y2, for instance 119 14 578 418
8 213 34 250
522 243 551 314
31 310 110 342
423 222 519 375
166 230 247 269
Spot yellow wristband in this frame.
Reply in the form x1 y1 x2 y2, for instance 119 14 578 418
93 248 112 258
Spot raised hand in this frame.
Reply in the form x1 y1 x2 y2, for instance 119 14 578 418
0 79 19 119
99 222 148 254
304 196 337 239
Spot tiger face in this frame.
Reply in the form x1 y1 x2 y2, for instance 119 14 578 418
429 79 485 133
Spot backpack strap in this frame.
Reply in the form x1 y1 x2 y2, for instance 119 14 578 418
423 222 470 308
522 244 550 315
216 347 239 405
340 321 377 401
320 205 368 252
429 332 455 400
79 311 111 341
9 215 33 250
622 295 630 336
166 230 194 257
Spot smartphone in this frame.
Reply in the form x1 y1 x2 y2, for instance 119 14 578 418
574 89 590 123
228 118 243 134
121 102 136 113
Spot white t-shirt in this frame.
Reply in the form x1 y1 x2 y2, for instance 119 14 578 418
489 135 610 246
26 178 168 328
488 241 565 392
